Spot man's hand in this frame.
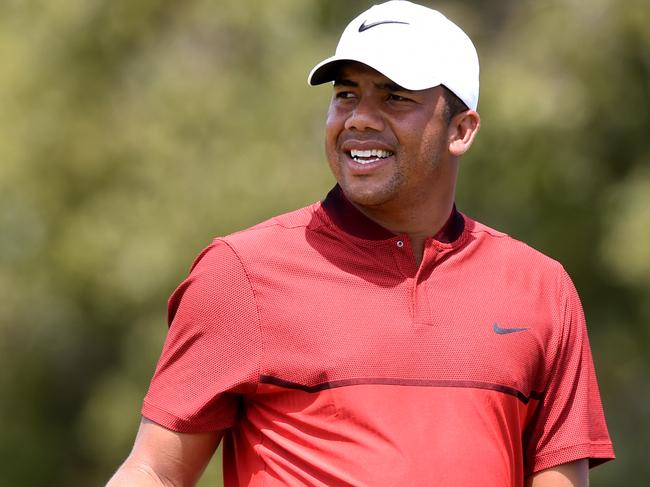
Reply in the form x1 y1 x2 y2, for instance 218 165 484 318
107 418 222 487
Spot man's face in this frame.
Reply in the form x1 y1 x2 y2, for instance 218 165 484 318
325 62 451 212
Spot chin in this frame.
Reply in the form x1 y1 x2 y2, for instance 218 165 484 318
341 184 395 209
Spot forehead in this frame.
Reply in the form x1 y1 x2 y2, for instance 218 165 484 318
334 62 403 87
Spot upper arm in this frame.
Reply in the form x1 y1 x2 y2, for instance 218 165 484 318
524 270 614 471
525 459 589 487
107 417 223 487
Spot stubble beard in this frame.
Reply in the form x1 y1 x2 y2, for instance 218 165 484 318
342 171 403 210
349 147 444 212
326 145 403 210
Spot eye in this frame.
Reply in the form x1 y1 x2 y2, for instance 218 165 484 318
335 91 356 100
388 93 413 103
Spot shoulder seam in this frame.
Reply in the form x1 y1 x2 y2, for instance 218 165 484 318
215 238 265 395
224 210 322 240
467 226 508 239
467 223 565 267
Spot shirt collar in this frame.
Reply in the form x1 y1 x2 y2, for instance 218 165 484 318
320 185 464 243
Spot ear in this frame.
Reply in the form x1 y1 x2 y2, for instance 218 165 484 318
448 110 480 156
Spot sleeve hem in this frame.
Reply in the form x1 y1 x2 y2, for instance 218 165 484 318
141 400 230 434
528 441 616 475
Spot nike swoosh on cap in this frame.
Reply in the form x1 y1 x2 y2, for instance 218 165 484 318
358 19 409 32
492 322 529 335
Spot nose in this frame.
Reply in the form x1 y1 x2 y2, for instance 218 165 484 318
344 97 384 132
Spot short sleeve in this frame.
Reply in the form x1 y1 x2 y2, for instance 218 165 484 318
142 239 262 433
525 269 615 474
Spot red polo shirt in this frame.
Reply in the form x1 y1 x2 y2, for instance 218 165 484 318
143 186 614 486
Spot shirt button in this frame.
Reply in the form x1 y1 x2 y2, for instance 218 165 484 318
396 240 404 248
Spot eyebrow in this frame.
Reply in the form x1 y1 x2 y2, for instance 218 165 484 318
333 78 413 93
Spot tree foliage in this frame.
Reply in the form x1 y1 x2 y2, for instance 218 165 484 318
0 1 647 485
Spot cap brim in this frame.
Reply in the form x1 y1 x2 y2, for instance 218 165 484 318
308 57 351 85
307 56 443 93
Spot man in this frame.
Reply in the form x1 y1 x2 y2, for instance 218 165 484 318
108 2 614 485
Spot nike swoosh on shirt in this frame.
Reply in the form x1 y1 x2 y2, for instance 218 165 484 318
358 19 410 32
492 322 529 334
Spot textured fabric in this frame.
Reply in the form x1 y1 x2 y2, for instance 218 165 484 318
143 186 614 486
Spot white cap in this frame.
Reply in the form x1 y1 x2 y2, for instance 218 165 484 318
308 1 479 111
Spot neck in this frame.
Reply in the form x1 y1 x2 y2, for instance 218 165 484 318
350 189 456 266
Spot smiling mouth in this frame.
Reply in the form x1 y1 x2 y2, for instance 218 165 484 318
349 149 394 165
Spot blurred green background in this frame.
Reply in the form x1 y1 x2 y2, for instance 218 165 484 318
1 0 647 485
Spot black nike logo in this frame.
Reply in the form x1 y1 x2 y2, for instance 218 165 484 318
493 322 529 335
358 19 410 32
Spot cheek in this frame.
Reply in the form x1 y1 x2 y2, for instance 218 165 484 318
418 122 448 159
325 109 344 151
324 110 341 169
326 105 343 130
324 124 336 158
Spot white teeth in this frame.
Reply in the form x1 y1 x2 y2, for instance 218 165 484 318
350 149 392 160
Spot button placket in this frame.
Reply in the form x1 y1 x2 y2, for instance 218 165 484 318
389 238 417 280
